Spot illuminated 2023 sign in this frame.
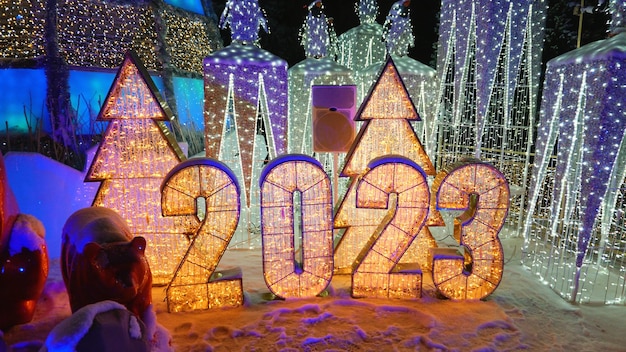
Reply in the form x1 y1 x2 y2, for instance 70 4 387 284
161 158 242 312
161 154 509 307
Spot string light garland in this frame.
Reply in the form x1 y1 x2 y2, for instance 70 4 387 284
0 0 46 60
523 2 626 304
435 0 546 229
337 0 385 71
161 8 217 74
56 0 160 70
85 51 186 284
161 158 243 312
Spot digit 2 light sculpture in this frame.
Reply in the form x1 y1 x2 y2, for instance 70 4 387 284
161 158 242 311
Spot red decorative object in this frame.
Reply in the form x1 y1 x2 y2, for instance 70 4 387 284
0 153 48 330
0 228 48 330
61 207 152 319
0 151 19 259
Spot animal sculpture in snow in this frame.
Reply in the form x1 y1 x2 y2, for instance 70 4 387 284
0 152 48 331
61 207 152 319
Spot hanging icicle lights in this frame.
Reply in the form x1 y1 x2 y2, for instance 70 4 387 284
523 1 626 305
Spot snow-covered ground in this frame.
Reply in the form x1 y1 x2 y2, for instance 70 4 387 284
3 152 626 351
3 236 626 351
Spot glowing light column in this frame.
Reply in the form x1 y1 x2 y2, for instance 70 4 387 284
435 0 546 229
337 0 386 72
206 0 288 247
523 1 626 305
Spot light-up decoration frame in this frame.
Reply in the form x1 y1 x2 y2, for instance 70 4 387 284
56 0 159 70
161 158 242 312
435 0 546 231
352 156 430 299
336 0 385 71
259 154 333 299
432 160 509 300
523 29 626 305
86 51 186 285
334 57 436 275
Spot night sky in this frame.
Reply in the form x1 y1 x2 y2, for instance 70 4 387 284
209 0 611 69
210 0 441 67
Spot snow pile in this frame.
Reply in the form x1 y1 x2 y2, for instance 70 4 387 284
8 214 45 256
2 237 626 351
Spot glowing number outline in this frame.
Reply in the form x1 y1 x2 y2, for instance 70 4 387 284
259 154 334 298
352 156 430 299
432 161 509 300
161 158 242 312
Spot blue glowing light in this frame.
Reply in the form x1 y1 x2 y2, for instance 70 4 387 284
0 68 49 134
164 0 204 15
68 69 165 135
172 76 204 133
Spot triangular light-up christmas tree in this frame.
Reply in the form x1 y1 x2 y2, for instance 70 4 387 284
86 50 186 284
334 57 437 274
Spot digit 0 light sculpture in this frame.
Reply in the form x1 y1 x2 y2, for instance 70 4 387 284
260 154 333 299
161 158 242 312
334 57 437 275
352 156 430 299
432 159 509 300
85 50 186 284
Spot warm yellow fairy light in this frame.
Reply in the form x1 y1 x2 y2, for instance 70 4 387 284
432 160 509 300
161 9 217 74
56 0 159 70
86 51 186 285
334 57 435 275
0 0 46 59
351 156 430 299
161 158 242 312
260 155 333 299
